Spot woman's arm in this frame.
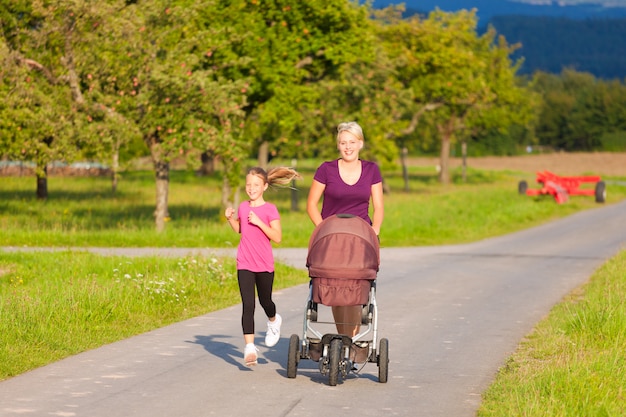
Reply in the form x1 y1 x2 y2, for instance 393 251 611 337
370 182 384 236
306 179 326 226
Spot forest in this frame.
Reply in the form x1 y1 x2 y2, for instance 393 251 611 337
489 15 626 80
401 3 626 80
1 1 626 230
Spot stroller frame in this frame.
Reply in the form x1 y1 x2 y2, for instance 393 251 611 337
287 214 389 386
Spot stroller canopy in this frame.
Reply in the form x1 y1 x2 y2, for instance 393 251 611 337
306 214 380 280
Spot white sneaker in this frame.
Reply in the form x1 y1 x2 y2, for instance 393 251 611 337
264 313 282 347
244 343 258 366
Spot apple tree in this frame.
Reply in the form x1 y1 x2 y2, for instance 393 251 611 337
376 8 535 184
0 1 88 199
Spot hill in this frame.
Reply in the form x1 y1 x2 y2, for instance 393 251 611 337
490 16 626 79
373 0 626 23
372 1 626 79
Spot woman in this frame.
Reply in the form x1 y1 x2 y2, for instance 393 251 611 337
306 121 384 337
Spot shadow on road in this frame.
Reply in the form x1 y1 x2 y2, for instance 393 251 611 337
187 334 257 371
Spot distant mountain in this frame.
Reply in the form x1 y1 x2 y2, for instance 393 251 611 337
372 0 626 79
373 0 626 24
491 15 626 79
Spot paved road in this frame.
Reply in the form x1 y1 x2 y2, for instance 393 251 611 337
1 200 625 417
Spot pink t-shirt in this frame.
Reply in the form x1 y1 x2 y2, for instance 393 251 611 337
236 200 280 272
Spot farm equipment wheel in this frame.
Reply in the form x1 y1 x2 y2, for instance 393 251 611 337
595 181 606 203
328 338 342 386
378 338 389 383
518 180 528 195
287 334 300 379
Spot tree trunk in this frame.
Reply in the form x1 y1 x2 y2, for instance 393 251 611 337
198 151 215 176
461 141 467 183
153 159 170 233
290 179 299 211
257 140 269 169
145 132 170 232
221 177 240 212
290 158 298 211
36 165 48 200
221 176 232 209
438 120 454 184
111 146 119 194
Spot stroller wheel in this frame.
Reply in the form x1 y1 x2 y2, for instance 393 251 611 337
378 338 389 383
361 304 374 325
360 305 368 324
328 338 342 386
287 334 300 379
307 301 318 322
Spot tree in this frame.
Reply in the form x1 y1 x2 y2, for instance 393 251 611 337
94 1 249 231
214 0 382 167
1 1 249 229
376 8 535 184
0 1 82 199
531 69 626 152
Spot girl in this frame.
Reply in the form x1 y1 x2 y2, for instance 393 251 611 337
225 166 301 366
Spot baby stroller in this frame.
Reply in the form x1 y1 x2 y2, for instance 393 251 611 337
287 214 389 386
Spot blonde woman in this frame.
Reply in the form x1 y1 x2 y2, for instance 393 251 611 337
306 121 384 337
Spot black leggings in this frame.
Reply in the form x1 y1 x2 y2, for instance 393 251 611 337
238 269 276 335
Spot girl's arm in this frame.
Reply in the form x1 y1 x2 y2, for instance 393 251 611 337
306 179 325 226
371 182 384 236
225 207 240 233
248 212 282 243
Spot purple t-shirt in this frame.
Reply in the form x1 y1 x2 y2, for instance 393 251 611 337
313 159 382 224
236 200 280 272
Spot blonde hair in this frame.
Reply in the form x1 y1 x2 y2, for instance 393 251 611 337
247 166 302 188
337 121 364 142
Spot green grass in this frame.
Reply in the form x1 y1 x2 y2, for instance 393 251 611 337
0 250 307 380
1 160 626 413
1 163 624 247
478 250 626 417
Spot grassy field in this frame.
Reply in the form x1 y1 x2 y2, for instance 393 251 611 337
0 251 307 380
1 160 626 414
2 160 624 248
478 251 626 416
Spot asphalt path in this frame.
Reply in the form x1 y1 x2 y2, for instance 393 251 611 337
1 199 625 417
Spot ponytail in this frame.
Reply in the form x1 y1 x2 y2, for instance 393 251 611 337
247 166 302 189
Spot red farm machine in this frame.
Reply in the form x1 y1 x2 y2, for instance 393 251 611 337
518 170 606 204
